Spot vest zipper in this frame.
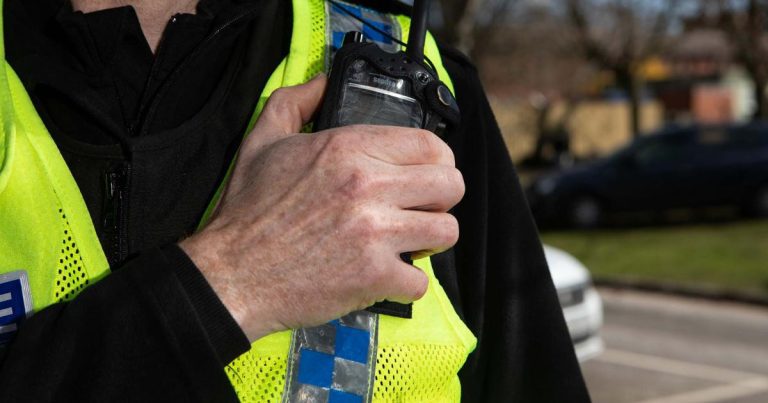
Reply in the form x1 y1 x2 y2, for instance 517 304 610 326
103 163 131 266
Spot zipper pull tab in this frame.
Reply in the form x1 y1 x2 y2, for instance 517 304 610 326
103 167 125 232
103 164 130 266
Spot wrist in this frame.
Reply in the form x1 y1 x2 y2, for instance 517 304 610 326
179 230 277 342
160 244 251 363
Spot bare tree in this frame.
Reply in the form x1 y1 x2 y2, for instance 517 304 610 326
566 0 681 137
716 0 768 119
477 4 597 165
437 0 516 58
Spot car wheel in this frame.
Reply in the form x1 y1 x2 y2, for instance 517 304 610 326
569 195 602 228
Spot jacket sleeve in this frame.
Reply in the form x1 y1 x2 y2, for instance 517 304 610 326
436 46 591 402
0 245 249 402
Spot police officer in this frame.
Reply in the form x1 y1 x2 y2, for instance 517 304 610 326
0 0 589 401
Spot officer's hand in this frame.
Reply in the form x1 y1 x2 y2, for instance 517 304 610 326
179 75 464 342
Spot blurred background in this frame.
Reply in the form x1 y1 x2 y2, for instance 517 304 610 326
428 0 768 402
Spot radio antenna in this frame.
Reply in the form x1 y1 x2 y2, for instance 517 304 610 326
406 0 429 62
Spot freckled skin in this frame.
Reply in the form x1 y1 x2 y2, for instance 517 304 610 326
180 76 465 342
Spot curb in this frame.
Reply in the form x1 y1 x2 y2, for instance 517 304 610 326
594 277 768 307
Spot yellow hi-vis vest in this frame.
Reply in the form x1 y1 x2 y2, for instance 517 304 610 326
0 0 477 401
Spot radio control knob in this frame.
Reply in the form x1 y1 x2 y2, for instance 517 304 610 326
343 31 365 45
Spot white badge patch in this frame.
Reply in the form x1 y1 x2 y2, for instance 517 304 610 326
0 271 34 346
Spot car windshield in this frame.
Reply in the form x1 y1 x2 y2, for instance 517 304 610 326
603 133 660 162
604 129 693 164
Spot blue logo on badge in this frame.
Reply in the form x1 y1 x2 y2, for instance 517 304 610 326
330 2 395 50
0 271 33 346
327 0 402 66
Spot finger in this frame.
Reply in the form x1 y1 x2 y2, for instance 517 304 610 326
256 74 328 137
329 125 455 167
378 164 465 212
377 260 429 304
388 210 460 258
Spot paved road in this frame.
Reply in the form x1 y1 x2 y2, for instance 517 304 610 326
582 288 768 403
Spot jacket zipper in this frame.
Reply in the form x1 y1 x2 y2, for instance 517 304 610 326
103 163 131 266
101 6 258 265
137 6 261 136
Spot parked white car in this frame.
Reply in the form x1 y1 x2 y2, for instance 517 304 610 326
544 245 604 362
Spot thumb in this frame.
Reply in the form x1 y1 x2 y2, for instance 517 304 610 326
254 74 328 138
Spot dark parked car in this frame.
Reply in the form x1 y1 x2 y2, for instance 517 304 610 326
526 124 768 227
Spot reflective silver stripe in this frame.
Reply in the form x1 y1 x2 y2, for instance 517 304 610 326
283 311 379 402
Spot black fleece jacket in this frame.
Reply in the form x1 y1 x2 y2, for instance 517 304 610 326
0 0 589 401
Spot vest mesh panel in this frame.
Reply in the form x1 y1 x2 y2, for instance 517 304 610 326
53 206 90 302
226 349 288 403
226 343 467 402
305 0 326 81
372 344 465 402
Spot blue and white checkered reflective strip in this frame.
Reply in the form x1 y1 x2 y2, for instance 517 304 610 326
282 4 406 401
0 271 33 346
283 311 378 403
324 0 402 71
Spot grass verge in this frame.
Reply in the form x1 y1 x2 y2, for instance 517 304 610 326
540 219 768 298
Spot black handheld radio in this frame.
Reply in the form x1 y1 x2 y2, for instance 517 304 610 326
315 0 459 318
315 0 460 135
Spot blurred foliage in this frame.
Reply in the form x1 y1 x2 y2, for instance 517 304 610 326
541 220 768 296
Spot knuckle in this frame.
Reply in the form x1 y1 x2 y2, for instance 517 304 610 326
447 168 466 197
412 129 454 165
339 167 374 200
444 144 457 166
434 214 460 246
237 136 260 160
266 87 291 108
263 89 295 123
412 130 441 161
410 273 429 300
